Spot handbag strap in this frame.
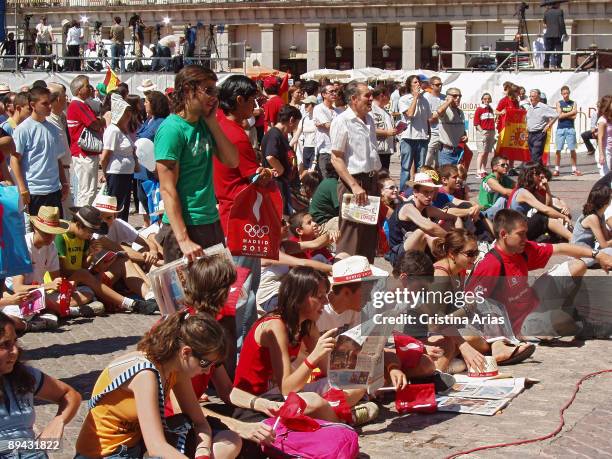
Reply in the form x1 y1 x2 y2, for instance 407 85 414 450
74 100 96 124
87 357 190 453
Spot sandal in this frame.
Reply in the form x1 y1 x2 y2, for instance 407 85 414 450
552 170 560 177
497 341 536 366
571 170 583 176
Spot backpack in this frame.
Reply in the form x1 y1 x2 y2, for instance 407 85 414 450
261 418 359 459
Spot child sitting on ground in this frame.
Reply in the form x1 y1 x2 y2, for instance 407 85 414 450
285 211 335 263
6 207 104 332
55 206 158 314
478 155 515 221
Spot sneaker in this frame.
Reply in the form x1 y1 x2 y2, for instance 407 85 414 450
26 313 59 332
351 401 379 426
80 301 106 317
132 299 159 315
552 170 560 177
69 306 81 318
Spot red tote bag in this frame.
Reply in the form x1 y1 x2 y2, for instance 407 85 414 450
226 183 283 260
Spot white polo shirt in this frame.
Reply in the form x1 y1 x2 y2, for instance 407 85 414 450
313 103 336 153
330 107 381 175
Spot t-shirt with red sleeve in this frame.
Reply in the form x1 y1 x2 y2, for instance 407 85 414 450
263 96 284 133
495 97 520 133
467 241 553 334
287 235 333 263
474 105 495 131
66 99 98 158
214 111 260 235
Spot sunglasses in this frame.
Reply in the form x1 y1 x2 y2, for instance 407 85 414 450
497 163 509 168
196 356 223 370
432 83 442 87
461 250 479 258
450 94 462 98
384 185 398 190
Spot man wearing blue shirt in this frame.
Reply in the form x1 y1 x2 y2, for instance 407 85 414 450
10 87 68 217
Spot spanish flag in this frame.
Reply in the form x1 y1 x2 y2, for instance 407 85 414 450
103 67 120 93
496 108 550 165
279 73 289 103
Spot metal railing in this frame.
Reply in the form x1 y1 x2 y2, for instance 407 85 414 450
7 0 278 6
436 49 607 72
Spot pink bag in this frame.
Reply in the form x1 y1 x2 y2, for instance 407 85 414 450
261 417 359 459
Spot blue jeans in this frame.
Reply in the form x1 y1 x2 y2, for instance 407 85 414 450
439 145 462 166
110 43 125 72
399 138 428 189
233 255 261 352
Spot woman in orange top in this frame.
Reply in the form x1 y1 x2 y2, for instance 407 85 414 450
75 311 241 459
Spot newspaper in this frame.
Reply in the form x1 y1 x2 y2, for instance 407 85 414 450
147 244 229 316
436 376 526 416
341 194 380 225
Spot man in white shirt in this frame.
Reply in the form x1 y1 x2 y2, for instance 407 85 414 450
35 16 53 69
331 82 381 262
313 84 337 178
47 83 73 215
370 86 396 171
423 76 445 168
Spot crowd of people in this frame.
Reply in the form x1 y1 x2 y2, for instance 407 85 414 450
1 64 612 458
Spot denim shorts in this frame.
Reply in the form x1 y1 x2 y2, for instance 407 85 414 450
555 127 577 151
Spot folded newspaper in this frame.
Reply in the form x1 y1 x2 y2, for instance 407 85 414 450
436 376 526 416
341 194 380 225
147 244 231 316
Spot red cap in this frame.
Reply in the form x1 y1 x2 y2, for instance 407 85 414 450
165 87 174 96
263 75 279 89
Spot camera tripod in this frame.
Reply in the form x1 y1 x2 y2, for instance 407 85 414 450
515 1 532 51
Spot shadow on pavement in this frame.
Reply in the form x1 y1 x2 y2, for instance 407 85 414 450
24 335 142 360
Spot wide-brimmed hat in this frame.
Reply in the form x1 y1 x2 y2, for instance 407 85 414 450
29 206 69 234
70 205 103 231
93 194 123 214
303 95 318 105
0 83 10 94
329 255 389 286
137 79 157 93
408 172 442 189
110 93 131 125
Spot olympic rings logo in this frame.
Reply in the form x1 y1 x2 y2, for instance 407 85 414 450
244 224 270 238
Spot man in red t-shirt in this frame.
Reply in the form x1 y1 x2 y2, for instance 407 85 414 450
263 76 284 133
66 75 105 206
468 209 612 337
214 75 275 359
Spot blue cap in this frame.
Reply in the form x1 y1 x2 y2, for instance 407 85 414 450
417 74 429 82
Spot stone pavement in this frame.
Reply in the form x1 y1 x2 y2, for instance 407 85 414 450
21 152 612 458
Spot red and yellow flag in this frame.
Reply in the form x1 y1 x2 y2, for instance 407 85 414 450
279 73 289 103
496 108 551 165
103 67 121 93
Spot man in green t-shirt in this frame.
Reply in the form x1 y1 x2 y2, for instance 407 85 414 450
155 65 238 262
479 155 515 220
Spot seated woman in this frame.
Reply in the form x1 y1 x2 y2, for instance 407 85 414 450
385 172 455 267
508 162 572 241
76 311 241 459
233 267 379 426
572 183 612 267
430 229 536 372
0 311 81 457
163 255 277 450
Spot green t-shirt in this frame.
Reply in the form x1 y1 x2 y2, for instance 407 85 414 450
154 114 218 226
478 172 514 209
55 232 89 271
309 177 339 225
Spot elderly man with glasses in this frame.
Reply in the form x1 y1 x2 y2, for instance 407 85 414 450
435 88 467 166
526 88 558 164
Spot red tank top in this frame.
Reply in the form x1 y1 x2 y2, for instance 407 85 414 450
234 316 302 396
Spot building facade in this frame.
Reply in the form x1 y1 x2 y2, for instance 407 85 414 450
7 0 612 74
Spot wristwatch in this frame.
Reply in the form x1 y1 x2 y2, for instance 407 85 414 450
592 248 600 259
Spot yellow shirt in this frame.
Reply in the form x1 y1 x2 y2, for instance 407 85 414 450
75 355 176 457
54 232 89 271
